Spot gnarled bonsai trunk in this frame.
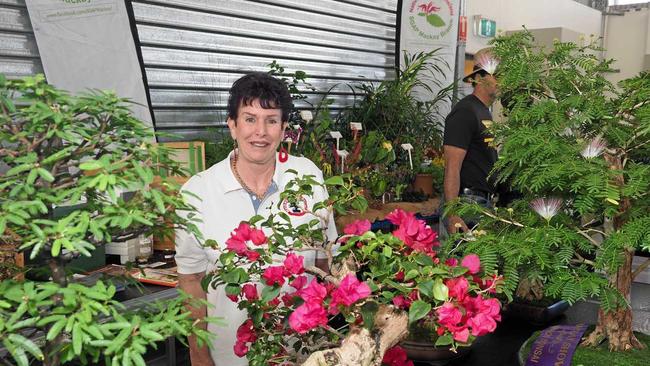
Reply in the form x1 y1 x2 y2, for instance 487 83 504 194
582 153 646 351
582 248 645 351
302 305 409 366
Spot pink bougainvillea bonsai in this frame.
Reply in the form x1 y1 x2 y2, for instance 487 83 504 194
204 174 503 365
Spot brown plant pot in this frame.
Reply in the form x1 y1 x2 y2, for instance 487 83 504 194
412 173 434 198
400 339 471 365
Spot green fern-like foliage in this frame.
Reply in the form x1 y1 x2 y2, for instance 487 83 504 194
450 31 650 314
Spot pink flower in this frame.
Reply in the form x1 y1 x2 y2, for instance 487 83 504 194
329 274 372 311
446 277 469 301
452 327 470 343
236 319 257 343
290 275 307 290
436 302 462 327
226 222 268 255
283 253 304 276
242 284 258 301
530 197 563 221
461 254 481 274
344 219 371 236
467 312 497 336
245 250 260 262
386 209 412 226
233 341 248 357
225 237 248 255
262 266 285 286
249 228 267 245
395 270 405 282
382 345 413 366
232 222 252 241
445 258 458 266
288 302 328 334
226 294 239 303
581 136 607 159
392 295 410 309
281 292 297 306
475 52 499 75
300 279 328 303
391 213 439 255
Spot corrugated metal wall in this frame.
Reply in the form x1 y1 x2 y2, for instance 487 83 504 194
129 0 399 141
0 0 42 79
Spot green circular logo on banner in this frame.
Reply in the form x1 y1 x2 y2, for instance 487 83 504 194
408 0 454 41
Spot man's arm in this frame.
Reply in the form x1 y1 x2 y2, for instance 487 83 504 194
443 145 469 234
178 272 214 366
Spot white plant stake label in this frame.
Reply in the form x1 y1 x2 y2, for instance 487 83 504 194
350 122 363 131
401 143 414 170
329 131 343 150
336 149 349 173
300 110 313 123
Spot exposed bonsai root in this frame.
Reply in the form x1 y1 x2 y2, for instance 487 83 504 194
301 305 408 366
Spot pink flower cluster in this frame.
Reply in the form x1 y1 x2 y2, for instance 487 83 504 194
225 222 267 261
231 249 372 357
385 209 439 257
434 255 502 343
289 274 371 334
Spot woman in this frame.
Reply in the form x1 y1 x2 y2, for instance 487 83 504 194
175 72 336 366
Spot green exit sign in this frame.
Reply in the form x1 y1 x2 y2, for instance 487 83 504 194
474 16 496 38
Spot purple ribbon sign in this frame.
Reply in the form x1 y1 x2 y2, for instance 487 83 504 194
525 324 588 366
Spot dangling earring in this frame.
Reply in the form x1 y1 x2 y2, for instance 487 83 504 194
278 144 288 163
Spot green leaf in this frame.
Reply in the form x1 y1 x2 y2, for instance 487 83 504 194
382 246 393 257
260 286 281 303
46 319 66 341
432 279 449 301
8 334 43 360
72 322 83 355
324 176 344 186
415 254 434 266
360 301 379 330
408 300 431 324
37 168 55 182
79 161 103 171
404 269 420 281
435 334 453 347
418 280 434 298
426 14 446 27
3 339 28 366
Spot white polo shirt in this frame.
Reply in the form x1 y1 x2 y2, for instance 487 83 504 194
175 151 337 365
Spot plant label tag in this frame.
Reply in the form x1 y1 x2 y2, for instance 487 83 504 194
336 149 349 173
329 131 342 139
401 144 414 169
300 110 313 123
350 122 363 131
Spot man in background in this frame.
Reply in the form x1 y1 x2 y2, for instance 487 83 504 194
442 53 499 234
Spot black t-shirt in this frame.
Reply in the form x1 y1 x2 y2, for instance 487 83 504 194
443 94 498 194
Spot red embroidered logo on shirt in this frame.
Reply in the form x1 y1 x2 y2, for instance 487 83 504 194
282 196 308 216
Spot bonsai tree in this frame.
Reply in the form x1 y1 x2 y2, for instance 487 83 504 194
0 74 212 365
205 173 504 365
450 32 650 351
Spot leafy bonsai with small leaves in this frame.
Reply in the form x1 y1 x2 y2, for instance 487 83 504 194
0 75 213 365
449 31 650 351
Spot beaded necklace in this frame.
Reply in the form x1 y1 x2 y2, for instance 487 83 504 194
230 151 274 200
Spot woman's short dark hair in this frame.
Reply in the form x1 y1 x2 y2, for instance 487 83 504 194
227 72 293 123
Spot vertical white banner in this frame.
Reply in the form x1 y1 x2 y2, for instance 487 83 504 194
25 0 152 127
400 0 459 113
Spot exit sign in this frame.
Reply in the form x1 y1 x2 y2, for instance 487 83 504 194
473 16 496 38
